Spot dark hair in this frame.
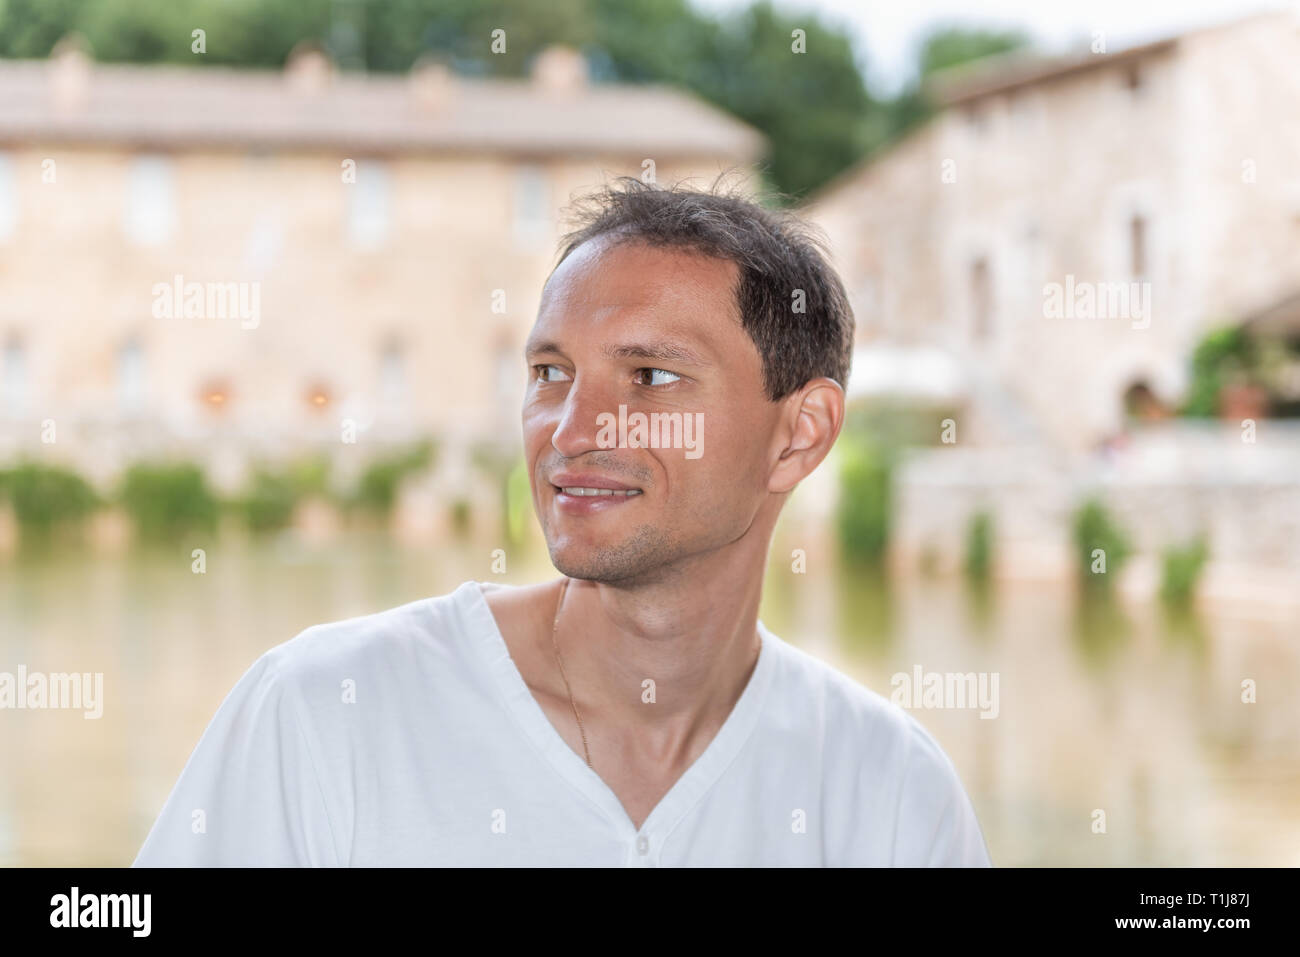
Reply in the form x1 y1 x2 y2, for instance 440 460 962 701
552 175 854 401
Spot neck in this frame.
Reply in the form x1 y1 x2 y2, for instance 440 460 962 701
554 527 770 767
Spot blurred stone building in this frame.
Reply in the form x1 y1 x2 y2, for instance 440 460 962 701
0 40 762 508
807 11 1300 587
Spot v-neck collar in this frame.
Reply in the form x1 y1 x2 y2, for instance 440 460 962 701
458 579 778 843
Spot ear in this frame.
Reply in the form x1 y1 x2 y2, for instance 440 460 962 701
767 377 846 494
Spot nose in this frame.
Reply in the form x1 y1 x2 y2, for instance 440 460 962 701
550 372 614 459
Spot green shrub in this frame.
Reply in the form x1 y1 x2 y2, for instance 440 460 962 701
449 497 472 536
1160 538 1209 605
0 463 99 534
1183 325 1250 417
119 463 219 541
505 458 532 545
242 469 298 532
1071 498 1131 586
354 440 436 514
965 510 994 582
836 436 893 565
844 402 961 449
240 456 332 532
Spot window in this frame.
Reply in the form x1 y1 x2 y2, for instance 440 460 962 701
380 339 406 404
970 257 992 340
2 336 26 414
244 208 284 272
1130 214 1147 279
117 337 145 413
494 333 516 408
855 274 881 331
1023 222 1044 285
0 153 15 241
348 161 390 248
1123 381 1165 422
1011 90 1043 132
1123 62 1143 94
125 155 175 245
513 164 550 246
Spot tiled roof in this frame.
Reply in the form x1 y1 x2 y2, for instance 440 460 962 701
925 10 1290 107
0 50 765 158
925 37 1177 108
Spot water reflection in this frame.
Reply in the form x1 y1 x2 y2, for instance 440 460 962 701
1158 601 1210 657
1071 584 1133 671
963 578 997 643
835 561 896 658
2 532 1298 866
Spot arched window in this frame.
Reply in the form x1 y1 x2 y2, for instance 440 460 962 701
1122 380 1165 422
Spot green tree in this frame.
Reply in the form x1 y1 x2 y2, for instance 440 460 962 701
916 26 1029 78
0 0 90 58
883 26 1031 144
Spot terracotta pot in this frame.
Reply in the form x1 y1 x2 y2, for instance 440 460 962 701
1217 383 1269 420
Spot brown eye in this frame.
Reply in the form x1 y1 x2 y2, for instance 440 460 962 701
636 368 680 386
534 364 570 383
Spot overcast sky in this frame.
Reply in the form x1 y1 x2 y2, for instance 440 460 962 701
694 0 1299 93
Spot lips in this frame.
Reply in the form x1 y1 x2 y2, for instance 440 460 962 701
557 487 642 497
549 472 643 512
549 472 641 492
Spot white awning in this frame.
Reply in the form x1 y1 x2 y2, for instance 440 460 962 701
846 345 968 402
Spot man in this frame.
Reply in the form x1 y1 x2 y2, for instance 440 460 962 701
134 178 991 867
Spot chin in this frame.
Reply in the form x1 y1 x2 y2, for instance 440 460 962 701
545 528 672 585
547 544 626 584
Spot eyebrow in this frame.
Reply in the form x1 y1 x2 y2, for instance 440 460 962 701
524 339 713 367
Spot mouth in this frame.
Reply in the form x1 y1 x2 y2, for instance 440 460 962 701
550 473 644 513
555 486 642 497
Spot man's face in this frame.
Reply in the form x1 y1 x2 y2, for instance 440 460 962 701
523 237 781 584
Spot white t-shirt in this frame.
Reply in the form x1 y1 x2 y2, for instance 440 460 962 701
133 580 992 867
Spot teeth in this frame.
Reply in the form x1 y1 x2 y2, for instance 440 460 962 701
560 487 642 497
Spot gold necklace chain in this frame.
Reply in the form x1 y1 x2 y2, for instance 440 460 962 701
550 576 593 769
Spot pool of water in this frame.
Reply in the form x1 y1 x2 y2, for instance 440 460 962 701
2 530 1297 866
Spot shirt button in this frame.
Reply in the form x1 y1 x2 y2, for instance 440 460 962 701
636 835 649 855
